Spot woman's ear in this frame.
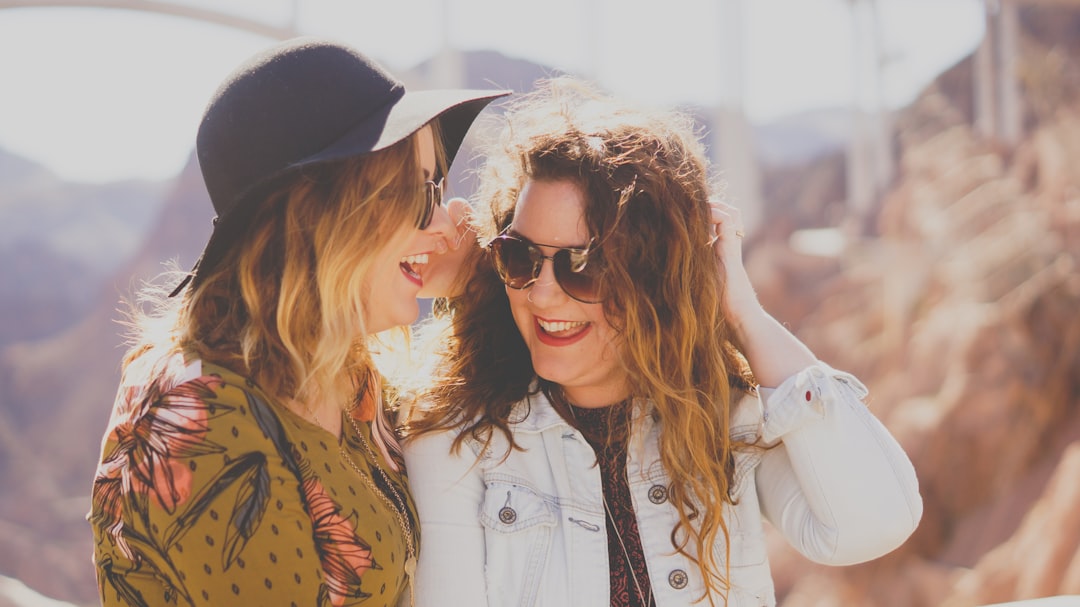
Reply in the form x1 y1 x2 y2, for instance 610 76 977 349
445 197 475 250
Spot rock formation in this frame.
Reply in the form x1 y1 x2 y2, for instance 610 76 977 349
755 7 1080 606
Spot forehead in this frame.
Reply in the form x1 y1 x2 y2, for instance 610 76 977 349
512 179 591 247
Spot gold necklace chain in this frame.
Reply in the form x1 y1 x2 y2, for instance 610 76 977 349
308 404 417 604
343 413 416 562
602 494 654 607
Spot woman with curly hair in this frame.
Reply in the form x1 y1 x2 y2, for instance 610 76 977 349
403 79 922 607
88 37 506 607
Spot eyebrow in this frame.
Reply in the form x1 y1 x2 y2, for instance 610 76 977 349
506 228 591 251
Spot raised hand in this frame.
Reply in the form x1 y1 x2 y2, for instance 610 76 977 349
418 197 480 299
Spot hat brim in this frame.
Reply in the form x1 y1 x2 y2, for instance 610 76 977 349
301 88 510 170
178 87 509 295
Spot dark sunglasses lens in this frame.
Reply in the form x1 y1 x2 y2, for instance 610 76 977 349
491 237 538 288
552 250 601 302
418 181 441 230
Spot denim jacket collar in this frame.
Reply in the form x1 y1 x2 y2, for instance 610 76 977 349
512 381 659 436
510 388 570 434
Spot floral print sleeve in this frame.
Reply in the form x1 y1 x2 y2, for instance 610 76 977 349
89 357 415 607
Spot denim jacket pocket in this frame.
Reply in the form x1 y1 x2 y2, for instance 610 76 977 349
480 480 557 607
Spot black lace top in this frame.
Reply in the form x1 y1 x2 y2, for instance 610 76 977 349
568 402 656 607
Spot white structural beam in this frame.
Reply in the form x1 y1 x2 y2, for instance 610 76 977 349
0 0 299 40
975 0 1023 145
712 0 763 236
428 0 464 89
998 0 1023 144
847 0 894 226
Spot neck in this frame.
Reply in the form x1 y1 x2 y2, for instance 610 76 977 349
548 380 630 408
554 383 630 409
289 397 343 438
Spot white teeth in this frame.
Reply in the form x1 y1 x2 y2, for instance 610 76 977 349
401 253 429 265
537 319 587 333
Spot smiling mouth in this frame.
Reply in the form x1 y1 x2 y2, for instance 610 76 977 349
400 253 429 282
537 318 589 338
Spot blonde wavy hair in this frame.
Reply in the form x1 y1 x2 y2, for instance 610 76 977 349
409 79 755 603
120 124 445 457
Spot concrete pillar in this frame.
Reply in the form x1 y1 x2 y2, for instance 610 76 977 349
712 0 763 235
975 0 1024 145
998 0 1023 144
847 0 894 225
428 0 465 89
975 1 999 139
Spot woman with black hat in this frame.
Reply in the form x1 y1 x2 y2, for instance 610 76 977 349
88 37 507 607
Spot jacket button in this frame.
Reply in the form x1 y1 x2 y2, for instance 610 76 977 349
498 506 517 524
648 484 668 504
668 569 688 589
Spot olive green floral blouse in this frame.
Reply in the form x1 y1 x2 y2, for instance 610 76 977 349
88 355 417 607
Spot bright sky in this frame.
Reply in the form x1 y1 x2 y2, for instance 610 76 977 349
0 0 984 184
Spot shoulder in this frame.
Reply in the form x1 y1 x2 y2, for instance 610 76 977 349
729 388 765 442
90 357 297 554
507 391 566 433
153 359 286 441
405 393 546 463
111 356 267 421
98 357 292 483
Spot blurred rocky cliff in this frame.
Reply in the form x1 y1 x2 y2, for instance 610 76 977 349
755 6 1080 607
0 149 211 605
1 9 1078 605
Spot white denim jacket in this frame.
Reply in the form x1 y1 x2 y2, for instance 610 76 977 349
403 364 922 607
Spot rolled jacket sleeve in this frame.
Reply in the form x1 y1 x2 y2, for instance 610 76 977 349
754 364 923 565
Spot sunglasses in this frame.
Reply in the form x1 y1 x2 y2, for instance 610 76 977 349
487 230 604 303
417 173 445 230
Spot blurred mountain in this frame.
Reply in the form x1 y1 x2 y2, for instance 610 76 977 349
416 48 567 94
0 148 168 346
755 107 851 167
0 145 211 603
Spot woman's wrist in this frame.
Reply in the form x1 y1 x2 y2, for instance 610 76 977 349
724 277 819 386
728 299 769 346
724 268 764 340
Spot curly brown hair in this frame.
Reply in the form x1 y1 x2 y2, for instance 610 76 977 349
408 78 755 603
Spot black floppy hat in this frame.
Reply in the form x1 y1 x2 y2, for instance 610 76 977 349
173 36 509 295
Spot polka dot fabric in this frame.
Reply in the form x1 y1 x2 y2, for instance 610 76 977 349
89 358 417 607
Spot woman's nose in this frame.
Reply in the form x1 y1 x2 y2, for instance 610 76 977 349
527 257 565 306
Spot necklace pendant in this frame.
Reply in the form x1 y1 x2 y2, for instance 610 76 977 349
405 555 418 607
